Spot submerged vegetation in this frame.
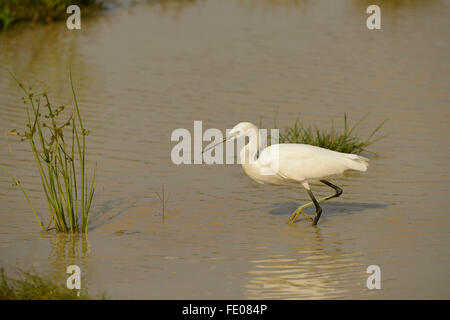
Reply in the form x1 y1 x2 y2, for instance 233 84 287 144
1 72 97 233
0 268 103 300
277 113 386 155
0 0 102 31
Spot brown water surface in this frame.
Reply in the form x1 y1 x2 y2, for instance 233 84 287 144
0 0 449 299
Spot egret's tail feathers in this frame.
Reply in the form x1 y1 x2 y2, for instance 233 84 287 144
343 154 369 172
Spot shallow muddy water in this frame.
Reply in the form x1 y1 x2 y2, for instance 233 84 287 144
0 0 449 299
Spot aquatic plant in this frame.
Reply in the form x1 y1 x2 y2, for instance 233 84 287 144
0 267 105 300
155 184 169 219
1 72 97 233
276 113 386 155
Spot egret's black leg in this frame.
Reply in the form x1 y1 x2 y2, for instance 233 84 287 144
320 180 343 199
306 189 322 226
309 180 342 225
287 180 344 225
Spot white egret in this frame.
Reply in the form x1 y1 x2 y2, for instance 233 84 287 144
203 122 369 226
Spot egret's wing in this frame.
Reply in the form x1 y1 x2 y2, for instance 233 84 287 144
261 144 350 181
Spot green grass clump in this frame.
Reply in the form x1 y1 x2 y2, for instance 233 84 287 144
0 268 103 300
277 113 386 154
1 72 97 233
0 0 102 31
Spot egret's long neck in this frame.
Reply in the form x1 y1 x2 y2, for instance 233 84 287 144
240 137 264 183
239 127 261 165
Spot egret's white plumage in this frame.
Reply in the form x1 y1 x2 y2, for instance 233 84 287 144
212 122 369 226
259 144 369 181
230 122 368 184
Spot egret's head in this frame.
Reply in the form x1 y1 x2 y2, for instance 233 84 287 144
202 122 258 154
228 122 258 140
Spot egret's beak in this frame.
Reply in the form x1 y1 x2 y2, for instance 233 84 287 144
202 133 237 154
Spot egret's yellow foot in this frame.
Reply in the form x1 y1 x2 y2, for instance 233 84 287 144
301 210 313 221
286 210 300 224
287 207 312 224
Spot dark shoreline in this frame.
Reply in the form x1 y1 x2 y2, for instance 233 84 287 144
0 1 104 32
